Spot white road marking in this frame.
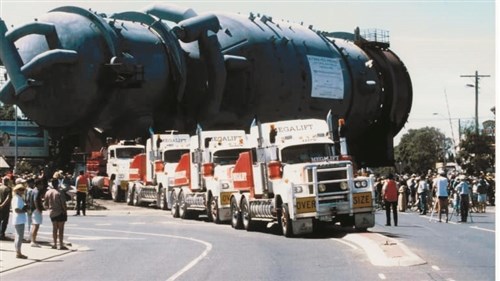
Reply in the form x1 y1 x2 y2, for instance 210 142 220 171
432 265 440 271
129 222 146 225
378 273 386 280
166 237 212 281
95 223 112 226
64 226 212 281
470 226 495 233
331 238 358 250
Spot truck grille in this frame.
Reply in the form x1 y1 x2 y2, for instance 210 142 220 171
306 164 350 204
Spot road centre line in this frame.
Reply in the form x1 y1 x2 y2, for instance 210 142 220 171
469 226 495 233
64 226 212 281
378 273 386 279
432 265 440 271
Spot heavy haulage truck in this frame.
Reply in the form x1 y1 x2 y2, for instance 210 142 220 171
170 127 252 223
126 133 190 209
107 140 146 202
72 140 145 201
228 116 375 237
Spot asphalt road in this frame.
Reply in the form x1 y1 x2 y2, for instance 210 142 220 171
0 199 495 281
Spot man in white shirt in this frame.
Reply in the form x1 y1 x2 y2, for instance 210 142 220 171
433 172 449 222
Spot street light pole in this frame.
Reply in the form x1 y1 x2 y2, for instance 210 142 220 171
460 70 490 135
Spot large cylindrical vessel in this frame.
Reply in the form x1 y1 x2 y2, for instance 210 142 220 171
0 4 411 166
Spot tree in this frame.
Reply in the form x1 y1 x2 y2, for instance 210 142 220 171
0 103 15 120
456 126 495 175
395 127 449 174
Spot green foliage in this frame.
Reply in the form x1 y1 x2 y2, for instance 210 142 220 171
395 127 448 174
15 159 34 175
0 104 15 120
456 128 495 175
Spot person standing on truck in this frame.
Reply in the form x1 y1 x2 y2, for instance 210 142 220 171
75 171 89 216
382 174 398 226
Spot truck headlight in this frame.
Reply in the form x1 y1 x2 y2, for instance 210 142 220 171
318 184 327 193
354 180 368 188
340 182 348 190
293 185 303 193
221 183 230 189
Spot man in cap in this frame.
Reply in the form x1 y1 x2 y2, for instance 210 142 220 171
11 183 28 259
0 176 12 240
455 175 470 222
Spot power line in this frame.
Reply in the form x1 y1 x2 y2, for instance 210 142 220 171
460 70 490 135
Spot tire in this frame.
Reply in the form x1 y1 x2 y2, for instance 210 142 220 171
280 204 294 237
159 188 168 210
127 188 134 206
111 183 120 202
208 195 221 224
230 196 242 229
133 188 141 206
241 197 255 231
179 192 189 219
171 190 179 218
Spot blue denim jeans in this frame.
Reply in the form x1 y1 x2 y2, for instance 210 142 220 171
14 224 25 252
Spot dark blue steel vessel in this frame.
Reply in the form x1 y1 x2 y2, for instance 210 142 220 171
0 4 412 166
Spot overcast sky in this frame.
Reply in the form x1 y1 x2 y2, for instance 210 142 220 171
0 0 496 145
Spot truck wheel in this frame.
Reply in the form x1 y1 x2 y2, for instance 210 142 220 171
230 196 242 229
171 191 179 218
159 188 168 210
111 183 120 202
179 192 189 219
241 197 255 231
208 196 221 224
127 188 134 206
133 189 141 206
280 204 294 238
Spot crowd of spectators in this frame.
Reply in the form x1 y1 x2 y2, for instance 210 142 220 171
374 170 495 222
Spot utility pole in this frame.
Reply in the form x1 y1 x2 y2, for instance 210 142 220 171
460 70 490 135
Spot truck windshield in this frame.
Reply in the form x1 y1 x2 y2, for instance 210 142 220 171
163 149 189 163
281 143 334 164
213 149 250 165
115 147 145 159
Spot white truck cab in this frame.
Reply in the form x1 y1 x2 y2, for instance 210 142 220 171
229 117 375 237
127 133 191 208
107 140 145 202
170 127 252 222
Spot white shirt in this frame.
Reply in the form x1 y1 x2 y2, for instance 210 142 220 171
11 193 27 225
417 180 429 193
434 176 448 197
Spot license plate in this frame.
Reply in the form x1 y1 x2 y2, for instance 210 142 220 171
220 192 233 206
353 192 372 208
296 197 316 214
